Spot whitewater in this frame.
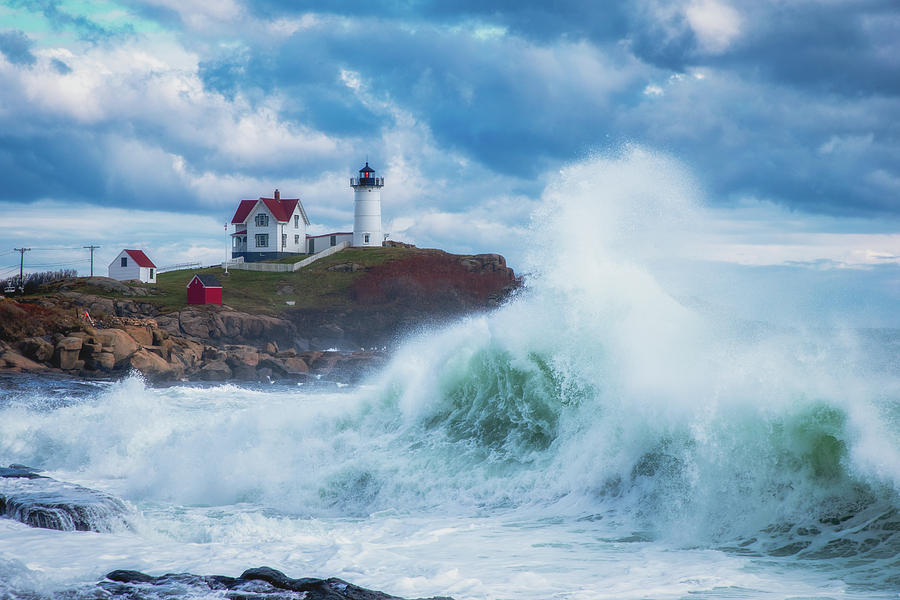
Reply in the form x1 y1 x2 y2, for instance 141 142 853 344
2 150 900 599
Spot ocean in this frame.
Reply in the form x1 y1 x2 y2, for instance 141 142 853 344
2 152 899 599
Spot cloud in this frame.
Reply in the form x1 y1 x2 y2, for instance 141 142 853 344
0 29 37 66
9 0 129 41
0 0 898 284
684 0 741 53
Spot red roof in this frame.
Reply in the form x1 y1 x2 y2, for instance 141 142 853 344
231 229 247 236
231 197 305 224
124 249 156 268
231 200 257 224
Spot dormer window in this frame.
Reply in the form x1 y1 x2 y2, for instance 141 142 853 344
255 213 269 227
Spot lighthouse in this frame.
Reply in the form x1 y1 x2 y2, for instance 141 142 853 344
350 161 384 248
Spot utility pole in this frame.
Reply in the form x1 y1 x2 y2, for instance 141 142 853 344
83 245 100 277
14 247 30 292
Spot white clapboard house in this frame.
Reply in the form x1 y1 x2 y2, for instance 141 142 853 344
231 189 311 262
108 249 157 283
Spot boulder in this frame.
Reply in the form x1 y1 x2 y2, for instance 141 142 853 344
18 337 53 362
1 350 47 371
199 360 232 381
128 349 182 380
96 351 116 371
95 329 140 364
124 325 153 347
178 311 213 339
258 356 288 376
80 342 103 358
281 356 309 374
225 346 259 369
327 262 364 272
266 341 279 354
231 364 258 380
55 336 83 370
309 352 342 374
100 566 453 600
152 327 169 345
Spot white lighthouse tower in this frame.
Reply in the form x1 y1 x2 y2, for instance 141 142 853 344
351 161 384 247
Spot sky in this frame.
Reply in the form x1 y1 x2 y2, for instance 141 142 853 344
1 0 899 321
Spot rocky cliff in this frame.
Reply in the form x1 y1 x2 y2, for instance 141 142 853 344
0 248 520 382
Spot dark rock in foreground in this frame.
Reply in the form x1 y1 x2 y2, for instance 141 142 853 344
0 465 130 532
101 566 453 600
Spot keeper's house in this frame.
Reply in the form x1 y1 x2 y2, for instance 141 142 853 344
108 249 157 283
231 189 310 262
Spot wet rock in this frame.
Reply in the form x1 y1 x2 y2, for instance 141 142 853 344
129 349 182 380
226 345 260 369
281 356 309 374
231 364 259 380
99 566 452 600
199 360 232 381
0 465 130 532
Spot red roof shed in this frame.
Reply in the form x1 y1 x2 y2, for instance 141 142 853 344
187 274 222 305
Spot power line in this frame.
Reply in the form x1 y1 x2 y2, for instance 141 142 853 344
83 245 100 277
13 248 30 290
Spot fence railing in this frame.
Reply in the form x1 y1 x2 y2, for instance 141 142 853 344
158 262 201 274
292 241 349 271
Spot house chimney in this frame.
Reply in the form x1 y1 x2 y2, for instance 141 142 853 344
274 189 280 200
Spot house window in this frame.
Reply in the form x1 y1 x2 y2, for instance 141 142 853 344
255 233 269 248
282 233 287 248
364 234 370 244
149 268 154 279
294 215 299 228
255 213 269 227
294 235 300 244
121 257 127 267
330 235 336 246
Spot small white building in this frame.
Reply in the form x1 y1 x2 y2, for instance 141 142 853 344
231 189 310 262
108 249 157 283
307 232 353 254
351 162 384 247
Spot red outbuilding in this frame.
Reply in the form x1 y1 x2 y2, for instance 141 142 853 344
186 274 223 305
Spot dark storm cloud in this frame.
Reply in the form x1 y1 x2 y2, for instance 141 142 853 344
714 1 900 97
0 30 37 66
0 131 107 202
198 18 645 172
2 0 898 223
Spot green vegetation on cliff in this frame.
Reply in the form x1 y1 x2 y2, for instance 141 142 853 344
151 246 429 313
33 246 518 318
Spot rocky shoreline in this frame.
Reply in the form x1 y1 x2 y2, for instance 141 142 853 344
0 312 387 383
0 250 520 383
2 464 452 600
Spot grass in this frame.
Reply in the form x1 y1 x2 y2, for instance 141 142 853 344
67 246 430 314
